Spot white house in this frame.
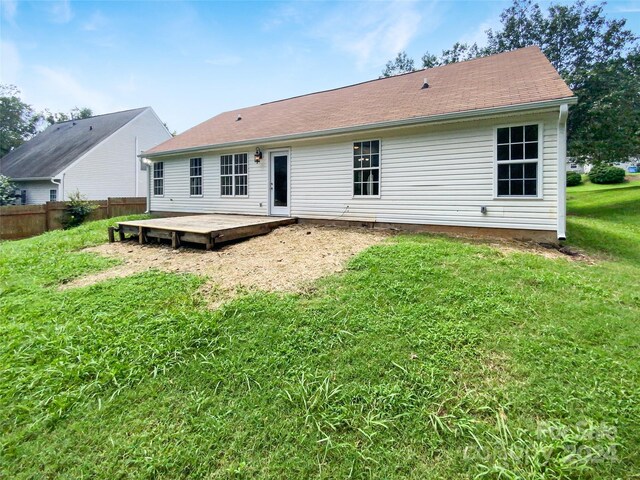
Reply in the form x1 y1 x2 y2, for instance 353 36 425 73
142 47 576 241
0 107 172 204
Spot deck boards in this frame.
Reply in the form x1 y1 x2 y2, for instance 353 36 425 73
111 214 296 249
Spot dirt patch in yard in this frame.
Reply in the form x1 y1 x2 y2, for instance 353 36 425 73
62 225 390 300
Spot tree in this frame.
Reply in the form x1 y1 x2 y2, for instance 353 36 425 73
0 85 42 157
383 0 639 164
381 51 416 77
44 107 93 126
483 0 639 164
568 48 640 163
0 174 18 205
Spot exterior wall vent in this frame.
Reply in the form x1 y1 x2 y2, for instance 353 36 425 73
422 78 429 89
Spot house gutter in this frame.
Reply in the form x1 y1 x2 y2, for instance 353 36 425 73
50 176 62 199
9 177 53 181
140 96 578 159
557 104 569 241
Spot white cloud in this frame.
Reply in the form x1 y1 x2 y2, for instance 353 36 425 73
311 0 427 68
82 11 108 31
48 0 73 24
0 41 21 84
205 54 243 67
1 0 17 22
459 18 500 48
32 65 118 113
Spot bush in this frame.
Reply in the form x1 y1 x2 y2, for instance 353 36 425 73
0 174 18 205
566 171 582 187
62 190 97 229
588 165 626 184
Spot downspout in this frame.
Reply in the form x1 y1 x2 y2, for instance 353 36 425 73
557 104 569 241
142 158 152 213
50 177 61 198
134 136 139 197
51 173 65 200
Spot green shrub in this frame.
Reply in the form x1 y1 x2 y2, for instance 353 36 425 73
589 165 626 184
62 190 98 229
566 171 582 187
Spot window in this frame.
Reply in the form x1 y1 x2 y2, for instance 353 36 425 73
190 157 203 196
353 140 380 196
220 153 248 197
20 190 26 205
153 162 164 196
496 125 539 197
49 189 57 201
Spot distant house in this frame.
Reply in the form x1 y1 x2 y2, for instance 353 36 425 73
142 47 576 241
0 107 171 204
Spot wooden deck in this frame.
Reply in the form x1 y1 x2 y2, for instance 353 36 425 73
109 214 296 249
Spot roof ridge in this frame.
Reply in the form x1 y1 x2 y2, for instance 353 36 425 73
53 106 149 125
256 46 540 108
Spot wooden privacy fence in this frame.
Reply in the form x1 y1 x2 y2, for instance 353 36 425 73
0 197 146 240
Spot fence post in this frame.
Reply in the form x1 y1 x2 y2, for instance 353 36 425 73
107 197 111 217
45 201 50 231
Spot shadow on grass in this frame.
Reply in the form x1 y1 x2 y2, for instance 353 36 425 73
567 218 640 265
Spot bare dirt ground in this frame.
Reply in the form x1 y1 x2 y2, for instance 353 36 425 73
61 224 591 306
62 225 391 299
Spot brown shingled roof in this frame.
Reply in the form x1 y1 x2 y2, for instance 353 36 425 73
146 46 573 156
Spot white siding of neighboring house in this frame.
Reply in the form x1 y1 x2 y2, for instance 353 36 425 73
61 109 172 201
14 181 58 205
150 108 561 233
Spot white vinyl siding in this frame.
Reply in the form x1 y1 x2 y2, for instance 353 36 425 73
289 111 559 231
13 181 57 205
61 108 172 200
150 109 560 232
150 153 267 215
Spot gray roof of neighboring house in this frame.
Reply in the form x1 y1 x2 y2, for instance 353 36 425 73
0 107 149 179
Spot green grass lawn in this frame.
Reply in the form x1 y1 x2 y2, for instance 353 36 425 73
1 187 638 479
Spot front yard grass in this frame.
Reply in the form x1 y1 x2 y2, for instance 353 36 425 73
1 187 638 478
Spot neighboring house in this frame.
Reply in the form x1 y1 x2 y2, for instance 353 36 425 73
566 160 586 174
142 47 576 241
567 159 639 174
0 107 172 204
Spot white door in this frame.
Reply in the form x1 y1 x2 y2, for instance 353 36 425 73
269 151 290 216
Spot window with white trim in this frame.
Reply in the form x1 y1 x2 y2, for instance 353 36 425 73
220 153 248 197
353 140 380 196
496 125 539 197
153 162 164 196
49 189 57 201
190 157 203 196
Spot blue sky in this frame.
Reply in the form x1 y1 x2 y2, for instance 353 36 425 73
1 0 639 133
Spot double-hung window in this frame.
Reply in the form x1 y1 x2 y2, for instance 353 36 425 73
353 140 380 196
49 189 57 201
153 162 164 196
496 125 540 197
220 153 248 197
190 157 203 196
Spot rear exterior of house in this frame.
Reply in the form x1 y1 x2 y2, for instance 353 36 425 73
143 47 576 241
2 108 171 204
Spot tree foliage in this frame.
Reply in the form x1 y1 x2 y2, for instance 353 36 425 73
381 0 639 164
0 85 42 157
381 51 415 77
44 107 94 126
0 174 18 205
0 85 94 158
